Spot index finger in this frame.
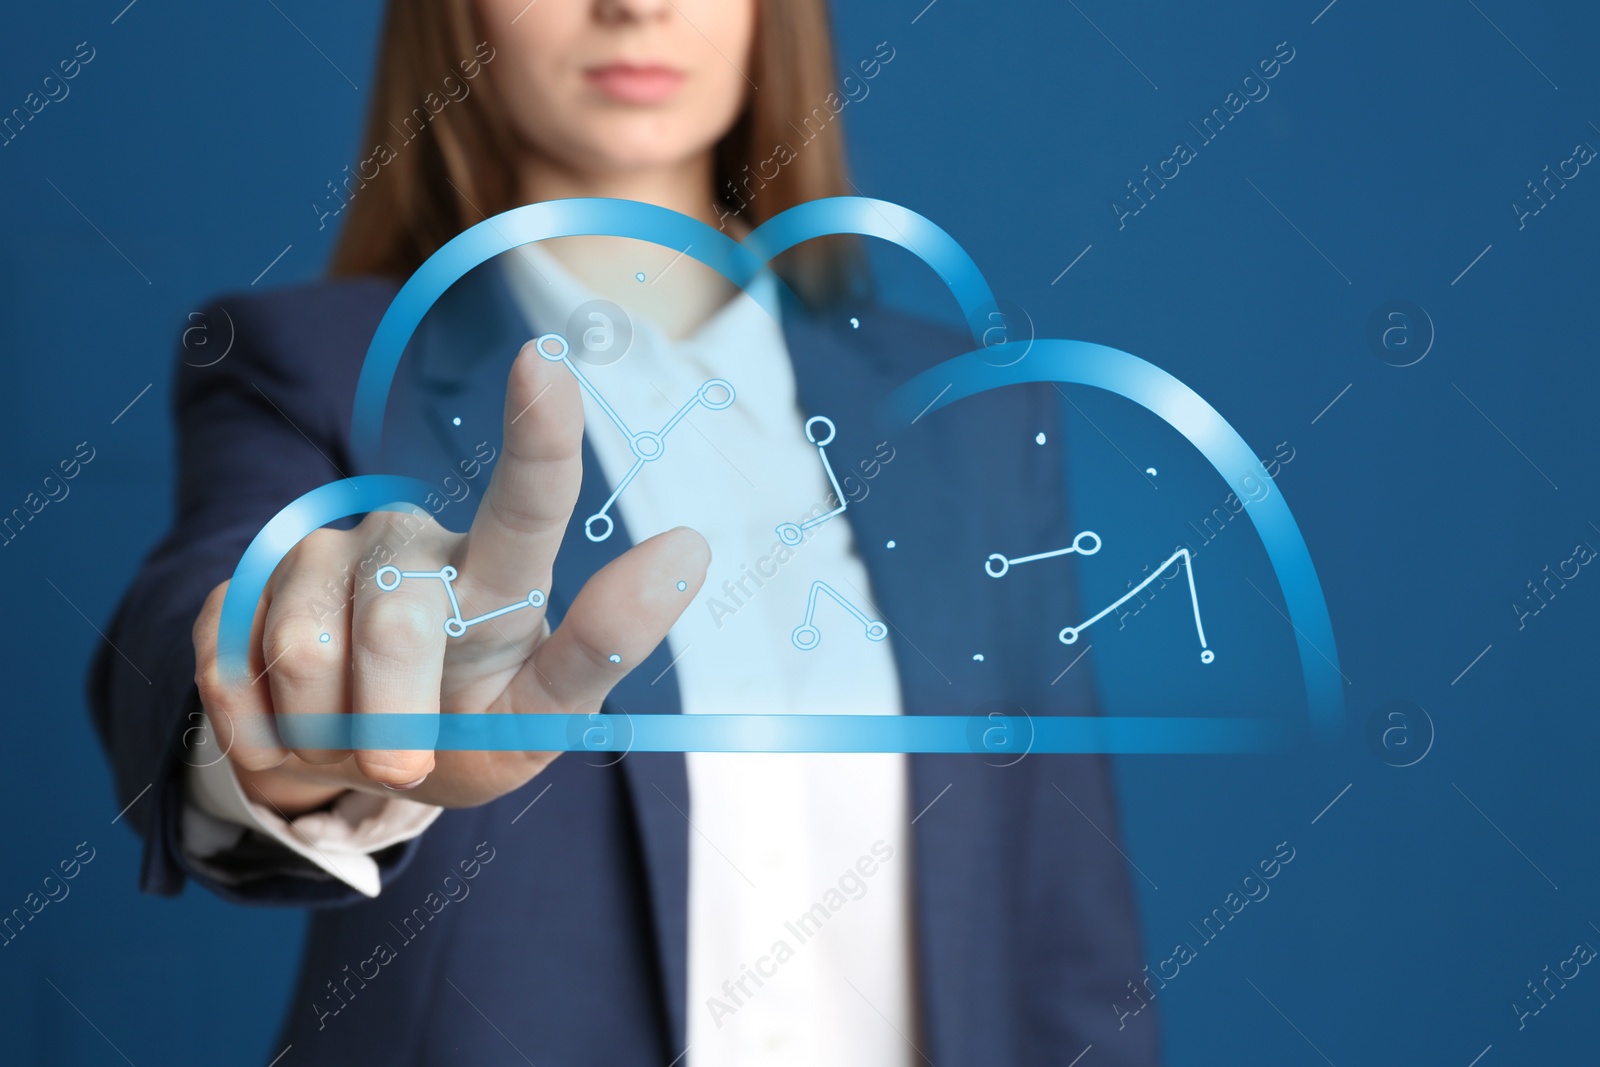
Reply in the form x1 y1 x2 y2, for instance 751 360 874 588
452 336 585 612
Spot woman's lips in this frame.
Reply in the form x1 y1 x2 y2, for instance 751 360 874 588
585 64 686 105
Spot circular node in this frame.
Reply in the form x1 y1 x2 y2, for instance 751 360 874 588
699 379 736 410
452 416 461 426
1035 432 1046 445
630 431 664 460
444 618 468 638
985 554 1010 578
849 317 860 329
803 415 837 446
318 633 330 644
375 565 402 591
585 513 614 542
865 621 889 641
886 540 896 549
439 565 459 582
608 653 622 664
635 272 646 282
1201 649 1215 664
676 581 687 591
1073 531 1103 556
791 625 820 651
534 332 570 361
776 523 804 547
527 590 547 608
1059 626 1080 645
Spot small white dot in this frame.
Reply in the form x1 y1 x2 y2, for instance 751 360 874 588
1146 467 1158 476
635 272 646 282
608 653 621 664
1035 432 1046 445
972 653 985 662
452 417 461 426
319 633 330 644
886 540 896 549
677 581 687 591
849 317 860 329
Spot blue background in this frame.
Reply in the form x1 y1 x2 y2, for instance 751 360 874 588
2 1 1596 1063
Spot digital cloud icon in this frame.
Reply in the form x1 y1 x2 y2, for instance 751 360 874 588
215 197 1343 755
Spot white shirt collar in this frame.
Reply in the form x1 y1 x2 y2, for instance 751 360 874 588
498 241 782 360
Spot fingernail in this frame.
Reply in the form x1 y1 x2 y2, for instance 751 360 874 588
382 775 428 792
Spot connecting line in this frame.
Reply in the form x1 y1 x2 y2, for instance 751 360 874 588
985 530 1102 577
791 580 888 650
1059 547 1213 663
776 416 846 546
533 332 735 542
375 565 546 638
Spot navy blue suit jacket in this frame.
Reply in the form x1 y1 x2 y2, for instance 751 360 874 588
90 259 1160 1066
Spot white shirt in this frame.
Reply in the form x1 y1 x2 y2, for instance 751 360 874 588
185 244 916 1067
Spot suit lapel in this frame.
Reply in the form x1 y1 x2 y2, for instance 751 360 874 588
407 269 991 1061
405 259 694 1055
384 260 529 524
551 442 693 1060
783 305 984 1064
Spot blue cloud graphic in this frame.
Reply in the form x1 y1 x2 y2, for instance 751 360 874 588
215 197 1342 754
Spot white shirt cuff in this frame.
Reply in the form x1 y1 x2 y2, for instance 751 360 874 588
181 717 443 898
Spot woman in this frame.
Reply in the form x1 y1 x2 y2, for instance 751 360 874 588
91 1 1157 1064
